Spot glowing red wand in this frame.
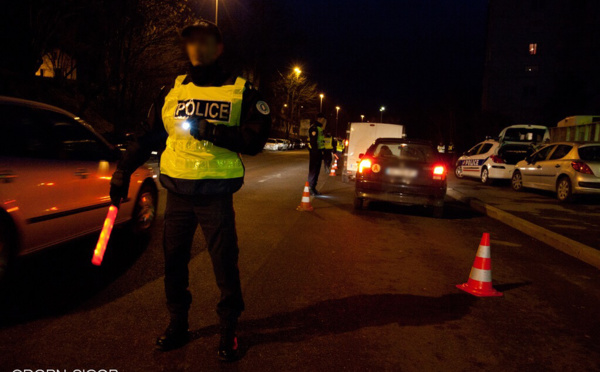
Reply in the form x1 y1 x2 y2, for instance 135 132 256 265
91 204 119 266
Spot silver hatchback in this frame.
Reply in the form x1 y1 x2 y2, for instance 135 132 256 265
511 142 600 202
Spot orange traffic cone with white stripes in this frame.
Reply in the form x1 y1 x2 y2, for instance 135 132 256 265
333 158 338 170
329 166 336 176
456 233 503 297
296 182 314 212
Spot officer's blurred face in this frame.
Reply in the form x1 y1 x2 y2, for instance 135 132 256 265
185 32 223 66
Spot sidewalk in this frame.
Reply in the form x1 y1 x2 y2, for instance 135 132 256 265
447 174 600 268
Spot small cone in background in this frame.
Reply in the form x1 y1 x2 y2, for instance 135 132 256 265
456 233 503 297
296 182 314 211
333 158 338 170
329 166 336 176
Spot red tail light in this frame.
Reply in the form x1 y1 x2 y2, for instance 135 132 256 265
490 155 504 164
358 159 372 173
572 161 594 175
432 164 446 180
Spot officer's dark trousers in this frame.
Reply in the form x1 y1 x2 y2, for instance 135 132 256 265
323 149 333 169
163 191 244 326
308 150 322 189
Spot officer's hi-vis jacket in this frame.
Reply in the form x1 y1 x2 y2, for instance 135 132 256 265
116 64 272 195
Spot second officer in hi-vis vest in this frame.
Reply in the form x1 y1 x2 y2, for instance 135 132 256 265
109 20 271 360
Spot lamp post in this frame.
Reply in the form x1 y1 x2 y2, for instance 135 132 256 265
215 0 219 25
319 94 324 112
335 106 340 137
290 67 302 137
361 115 365 122
379 106 386 123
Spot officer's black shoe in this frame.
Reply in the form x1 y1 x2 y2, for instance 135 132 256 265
217 326 239 362
310 187 321 196
156 321 190 352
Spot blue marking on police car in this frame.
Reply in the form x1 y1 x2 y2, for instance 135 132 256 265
460 157 489 167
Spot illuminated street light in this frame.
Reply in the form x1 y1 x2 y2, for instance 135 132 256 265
294 67 302 78
319 93 324 112
379 106 386 122
335 106 341 137
361 115 365 122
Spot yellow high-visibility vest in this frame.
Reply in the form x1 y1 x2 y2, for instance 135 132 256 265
308 126 325 150
336 141 344 152
160 75 246 180
323 135 333 150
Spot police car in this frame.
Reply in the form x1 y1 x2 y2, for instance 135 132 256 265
455 139 531 184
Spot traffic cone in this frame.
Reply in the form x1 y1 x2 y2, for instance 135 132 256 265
329 166 336 176
456 233 503 297
296 182 314 212
333 158 338 170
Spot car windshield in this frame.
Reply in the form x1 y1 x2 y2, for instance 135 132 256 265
579 145 600 161
371 142 436 162
502 128 546 143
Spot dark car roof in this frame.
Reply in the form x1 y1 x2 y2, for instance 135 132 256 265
374 138 433 146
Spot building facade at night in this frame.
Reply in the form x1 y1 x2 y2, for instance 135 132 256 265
482 0 600 126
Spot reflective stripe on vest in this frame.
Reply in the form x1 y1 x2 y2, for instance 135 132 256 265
336 142 344 152
160 75 246 180
323 136 333 150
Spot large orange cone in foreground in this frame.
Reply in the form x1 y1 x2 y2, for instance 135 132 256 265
296 182 314 212
456 233 503 297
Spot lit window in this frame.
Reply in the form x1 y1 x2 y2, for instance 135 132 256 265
529 43 538 55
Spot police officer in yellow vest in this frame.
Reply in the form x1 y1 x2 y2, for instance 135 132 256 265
108 21 271 360
307 113 326 195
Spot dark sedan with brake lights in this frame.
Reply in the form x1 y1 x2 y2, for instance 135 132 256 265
354 138 447 217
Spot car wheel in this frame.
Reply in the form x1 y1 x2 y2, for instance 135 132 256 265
455 165 464 179
432 204 444 218
353 197 364 210
481 167 492 185
131 183 158 235
511 170 523 191
556 176 573 202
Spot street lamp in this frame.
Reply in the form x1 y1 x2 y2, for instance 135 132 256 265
379 106 386 122
335 106 340 137
293 67 302 78
361 115 365 122
319 94 324 112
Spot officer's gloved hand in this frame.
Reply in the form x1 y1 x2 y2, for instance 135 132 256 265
188 117 216 142
110 169 130 206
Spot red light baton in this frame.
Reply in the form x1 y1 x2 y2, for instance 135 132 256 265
91 204 119 266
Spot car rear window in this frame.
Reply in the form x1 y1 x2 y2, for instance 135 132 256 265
579 145 600 161
503 128 547 143
498 144 531 165
372 142 437 162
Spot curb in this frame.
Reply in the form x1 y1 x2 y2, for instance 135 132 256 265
447 188 600 270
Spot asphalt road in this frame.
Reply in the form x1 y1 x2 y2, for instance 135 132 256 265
1 150 599 372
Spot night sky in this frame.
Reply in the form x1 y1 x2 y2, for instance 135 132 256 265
195 0 488 131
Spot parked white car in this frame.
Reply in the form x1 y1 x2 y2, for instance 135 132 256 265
0 97 159 280
264 138 280 151
455 139 531 184
511 142 600 202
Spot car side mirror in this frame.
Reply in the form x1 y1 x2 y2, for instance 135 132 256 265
358 153 364 159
